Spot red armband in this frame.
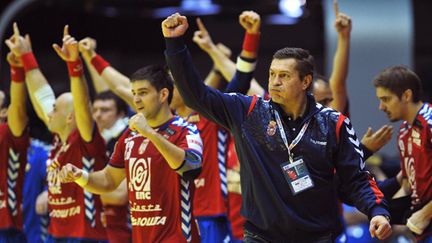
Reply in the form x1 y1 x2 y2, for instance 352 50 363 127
10 66 25 83
67 59 84 77
21 52 39 72
91 54 110 75
242 32 261 53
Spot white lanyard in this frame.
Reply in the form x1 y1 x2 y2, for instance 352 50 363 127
274 110 310 163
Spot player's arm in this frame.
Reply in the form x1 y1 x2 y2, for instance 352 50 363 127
5 23 55 126
52 26 93 142
328 0 351 112
100 179 128 205
79 37 109 94
79 40 134 109
407 201 432 235
60 163 126 194
6 52 28 136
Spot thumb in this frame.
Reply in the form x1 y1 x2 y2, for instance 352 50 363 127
369 220 377 238
365 127 373 137
52 43 65 59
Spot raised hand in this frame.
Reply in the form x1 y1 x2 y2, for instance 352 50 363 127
361 125 393 153
59 163 83 183
193 18 215 52
128 113 153 136
333 0 352 37
52 25 80 62
239 10 261 34
162 13 189 38
4 23 32 56
78 37 97 60
7 52 23 68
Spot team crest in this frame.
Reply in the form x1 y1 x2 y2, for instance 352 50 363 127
267 120 277 136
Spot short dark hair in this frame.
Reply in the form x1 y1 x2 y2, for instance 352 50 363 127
373 66 423 102
130 64 174 104
94 91 128 115
273 47 315 86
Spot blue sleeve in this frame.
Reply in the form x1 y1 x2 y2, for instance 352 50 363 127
335 117 390 219
224 57 254 95
165 37 253 130
377 177 401 200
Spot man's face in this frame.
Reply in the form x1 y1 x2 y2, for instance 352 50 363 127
47 93 73 133
376 87 405 122
131 80 164 119
169 86 185 111
92 99 121 131
312 80 333 106
268 58 307 105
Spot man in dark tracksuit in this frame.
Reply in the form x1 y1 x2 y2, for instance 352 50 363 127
162 13 392 242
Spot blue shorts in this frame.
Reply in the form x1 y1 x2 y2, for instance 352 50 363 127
45 235 107 243
0 229 27 243
197 216 231 243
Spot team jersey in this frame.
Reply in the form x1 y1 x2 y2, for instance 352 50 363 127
187 113 228 217
226 136 245 240
398 103 432 208
109 116 202 243
46 128 107 240
0 124 30 231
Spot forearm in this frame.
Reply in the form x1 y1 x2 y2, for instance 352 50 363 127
101 67 134 109
329 35 350 112
145 130 186 170
83 56 109 94
8 78 28 137
100 179 128 205
206 45 237 81
82 169 120 194
204 69 223 89
70 75 94 142
25 69 55 126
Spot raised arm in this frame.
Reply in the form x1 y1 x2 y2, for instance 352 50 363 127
5 23 55 127
328 0 351 112
52 25 93 142
78 40 134 109
79 37 109 94
6 51 27 136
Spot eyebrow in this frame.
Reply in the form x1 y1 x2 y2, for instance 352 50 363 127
133 87 149 92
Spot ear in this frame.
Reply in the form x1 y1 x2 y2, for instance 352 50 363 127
66 112 75 125
159 88 170 104
302 74 313 91
402 89 413 102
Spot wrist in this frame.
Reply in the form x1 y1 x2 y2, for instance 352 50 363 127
67 58 84 77
10 66 25 83
91 54 110 75
75 170 89 187
21 52 39 72
242 32 261 53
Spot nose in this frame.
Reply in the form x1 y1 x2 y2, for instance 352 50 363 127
379 101 385 111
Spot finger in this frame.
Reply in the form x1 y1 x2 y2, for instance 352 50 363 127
13 22 20 39
365 127 372 137
52 43 65 59
333 0 339 17
196 18 208 34
369 221 376 238
5 39 14 49
63 25 69 38
25 34 32 49
379 225 392 239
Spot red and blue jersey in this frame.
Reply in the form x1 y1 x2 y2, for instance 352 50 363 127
187 113 228 218
0 124 29 231
109 116 202 243
398 103 432 208
46 128 107 240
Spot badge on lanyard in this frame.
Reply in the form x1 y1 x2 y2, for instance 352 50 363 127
280 157 314 195
273 108 314 195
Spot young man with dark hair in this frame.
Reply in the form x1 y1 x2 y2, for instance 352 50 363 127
374 65 431 242
162 13 392 242
59 64 204 243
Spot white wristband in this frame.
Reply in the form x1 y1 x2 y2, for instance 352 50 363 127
407 218 424 235
236 56 256 73
75 170 89 187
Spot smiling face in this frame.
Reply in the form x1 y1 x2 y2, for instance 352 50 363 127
268 58 310 105
131 80 166 120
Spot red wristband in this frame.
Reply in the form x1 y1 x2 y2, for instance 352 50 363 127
91 54 110 75
242 32 261 53
67 59 84 77
21 52 39 72
10 66 25 83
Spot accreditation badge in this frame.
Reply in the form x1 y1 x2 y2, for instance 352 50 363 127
280 157 314 195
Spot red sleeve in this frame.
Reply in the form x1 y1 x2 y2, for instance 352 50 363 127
108 130 128 168
177 124 203 156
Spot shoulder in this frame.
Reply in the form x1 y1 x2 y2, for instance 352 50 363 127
418 103 432 128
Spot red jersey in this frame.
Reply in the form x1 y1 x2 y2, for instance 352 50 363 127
187 113 228 217
398 103 432 206
46 128 107 240
0 124 29 231
109 116 202 243
226 136 245 240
